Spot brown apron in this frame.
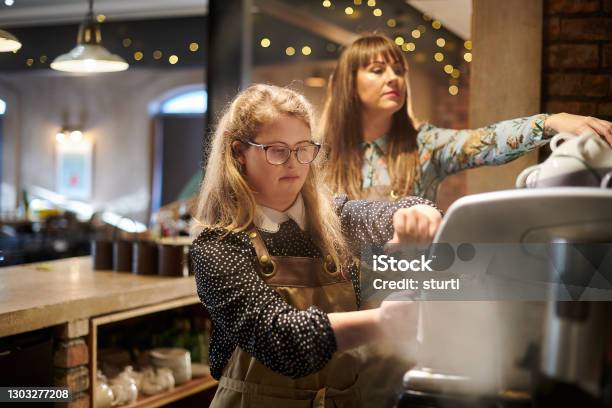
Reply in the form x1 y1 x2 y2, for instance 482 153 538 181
210 227 362 408
357 185 416 408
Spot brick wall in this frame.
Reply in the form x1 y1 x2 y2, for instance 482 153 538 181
542 0 612 121
54 320 90 408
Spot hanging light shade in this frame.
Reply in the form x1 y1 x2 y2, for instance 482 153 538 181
51 0 128 73
0 29 22 52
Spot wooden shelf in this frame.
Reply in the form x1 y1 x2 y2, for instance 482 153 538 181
120 375 218 408
89 296 214 408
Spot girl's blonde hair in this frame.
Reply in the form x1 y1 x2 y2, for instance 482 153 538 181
320 32 421 199
193 84 350 265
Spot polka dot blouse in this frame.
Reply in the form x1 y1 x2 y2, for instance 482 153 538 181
190 194 437 380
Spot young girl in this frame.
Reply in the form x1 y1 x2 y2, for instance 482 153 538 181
321 33 612 202
190 84 442 407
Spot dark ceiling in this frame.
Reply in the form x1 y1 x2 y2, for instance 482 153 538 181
0 0 467 75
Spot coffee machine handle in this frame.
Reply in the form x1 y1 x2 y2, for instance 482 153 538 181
516 164 540 188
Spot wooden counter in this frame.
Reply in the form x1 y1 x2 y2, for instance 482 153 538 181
0 256 199 337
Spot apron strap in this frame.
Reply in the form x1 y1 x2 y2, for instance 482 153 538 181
246 225 340 279
246 226 271 261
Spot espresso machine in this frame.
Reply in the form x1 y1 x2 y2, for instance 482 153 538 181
398 132 612 408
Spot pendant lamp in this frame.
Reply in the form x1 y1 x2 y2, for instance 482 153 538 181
0 29 22 52
51 0 128 73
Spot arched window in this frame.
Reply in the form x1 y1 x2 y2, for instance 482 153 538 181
160 89 207 114
150 86 206 214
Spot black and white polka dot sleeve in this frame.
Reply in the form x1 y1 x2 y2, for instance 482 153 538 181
190 229 337 379
334 194 441 255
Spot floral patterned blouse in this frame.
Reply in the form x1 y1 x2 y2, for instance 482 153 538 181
361 113 552 201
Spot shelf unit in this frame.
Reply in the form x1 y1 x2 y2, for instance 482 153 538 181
89 296 217 408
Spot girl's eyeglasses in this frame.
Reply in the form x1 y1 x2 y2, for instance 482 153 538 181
241 140 321 165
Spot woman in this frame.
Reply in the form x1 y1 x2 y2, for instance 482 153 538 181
320 32 612 407
190 84 443 407
321 33 612 202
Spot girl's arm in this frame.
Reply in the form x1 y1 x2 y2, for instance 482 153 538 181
192 229 419 375
191 231 337 379
329 299 417 352
335 195 442 255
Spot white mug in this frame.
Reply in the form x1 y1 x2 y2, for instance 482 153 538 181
516 131 612 188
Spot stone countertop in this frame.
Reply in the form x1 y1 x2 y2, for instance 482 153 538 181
0 256 198 337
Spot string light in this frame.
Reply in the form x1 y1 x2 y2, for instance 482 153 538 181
134 51 143 61
354 0 362 4
434 52 444 62
322 0 331 7
436 38 446 47
386 18 396 27
451 69 460 78
394 36 405 46
96 14 106 23
260 38 271 48
464 40 473 50
402 42 415 52
39 55 47 63
153 50 162 60
432 20 442 29
26 58 33 66
417 25 426 33
464 52 472 62
345 6 354 15
189 42 199 52
411 29 421 39
444 64 453 74
367 0 376 6
449 85 459 95
122 38 132 47
5 0 14 6
302 46 312 55
169 55 179 64
286 46 296 56
373 8 382 16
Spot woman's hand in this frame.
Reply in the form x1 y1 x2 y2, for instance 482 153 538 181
388 204 442 246
545 113 612 145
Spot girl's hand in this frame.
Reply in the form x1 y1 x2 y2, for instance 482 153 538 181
545 113 612 145
377 298 418 342
388 204 442 246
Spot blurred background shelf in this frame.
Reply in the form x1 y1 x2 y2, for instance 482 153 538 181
122 375 217 408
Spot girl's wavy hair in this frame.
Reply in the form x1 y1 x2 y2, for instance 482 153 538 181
192 83 351 266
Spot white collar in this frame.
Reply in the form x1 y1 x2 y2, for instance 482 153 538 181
254 194 307 233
